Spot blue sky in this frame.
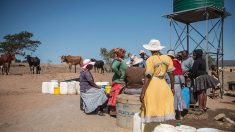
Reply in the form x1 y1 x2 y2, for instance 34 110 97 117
0 0 234 64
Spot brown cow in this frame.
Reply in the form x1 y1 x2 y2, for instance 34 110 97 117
61 55 83 73
0 52 16 75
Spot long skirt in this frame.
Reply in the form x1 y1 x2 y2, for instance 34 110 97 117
80 88 108 113
141 77 175 123
108 83 125 107
194 74 220 93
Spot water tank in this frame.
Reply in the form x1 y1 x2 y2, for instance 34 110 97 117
173 0 224 12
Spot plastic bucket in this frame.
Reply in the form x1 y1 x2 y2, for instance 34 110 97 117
54 87 60 95
116 94 141 129
105 86 111 94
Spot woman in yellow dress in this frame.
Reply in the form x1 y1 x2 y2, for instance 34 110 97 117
140 39 175 125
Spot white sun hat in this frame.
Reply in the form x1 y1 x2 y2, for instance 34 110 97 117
167 50 175 57
143 39 165 51
132 56 143 65
126 55 143 66
139 50 145 54
82 59 95 69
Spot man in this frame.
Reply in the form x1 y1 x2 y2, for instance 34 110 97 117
181 50 194 75
139 50 149 68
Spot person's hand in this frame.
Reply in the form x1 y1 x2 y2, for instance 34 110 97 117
181 83 185 88
117 58 122 62
171 89 175 95
140 93 145 103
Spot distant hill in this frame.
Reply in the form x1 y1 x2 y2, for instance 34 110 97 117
218 60 235 67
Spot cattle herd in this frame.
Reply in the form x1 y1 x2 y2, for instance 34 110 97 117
0 53 110 75
61 55 110 74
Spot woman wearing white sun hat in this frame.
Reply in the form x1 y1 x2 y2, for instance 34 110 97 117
140 39 175 124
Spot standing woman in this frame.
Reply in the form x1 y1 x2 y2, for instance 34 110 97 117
167 50 186 120
190 49 219 112
140 39 175 125
108 48 128 116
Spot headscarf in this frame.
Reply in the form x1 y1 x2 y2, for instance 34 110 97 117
113 48 126 58
193 49 203 58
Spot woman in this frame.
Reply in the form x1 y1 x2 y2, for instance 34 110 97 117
108 48 128 116
167 50 186 120
140 39 175 124
189 49 219 112
79 59 108 116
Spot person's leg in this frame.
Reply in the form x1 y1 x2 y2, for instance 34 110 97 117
97 106 105 116
197 91 203 110
202 90 207 111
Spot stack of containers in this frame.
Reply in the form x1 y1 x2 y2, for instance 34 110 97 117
96 81 111 94
42 80 80 95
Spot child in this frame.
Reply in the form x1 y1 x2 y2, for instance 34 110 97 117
211 65 221 98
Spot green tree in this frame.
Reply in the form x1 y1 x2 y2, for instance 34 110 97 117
0 31 41 55
100 48 114 64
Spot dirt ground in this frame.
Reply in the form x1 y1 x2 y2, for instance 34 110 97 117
0 63 235 132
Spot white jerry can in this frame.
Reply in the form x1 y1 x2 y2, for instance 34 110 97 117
175 125 196 132
60 82 68 95
67 81 76 95
49 81 58 94
153 124 177 132
42 82 50 94
75 81 80 94
133 112 141 132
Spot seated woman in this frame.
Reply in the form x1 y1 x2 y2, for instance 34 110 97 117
79 59 108 116
124 57 145 95
108 48 128 116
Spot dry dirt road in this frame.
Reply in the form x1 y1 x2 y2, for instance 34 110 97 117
0 64 234 132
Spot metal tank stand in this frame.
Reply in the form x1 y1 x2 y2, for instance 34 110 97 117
163 6 231 98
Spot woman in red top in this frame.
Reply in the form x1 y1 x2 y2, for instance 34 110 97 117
167 50 186 120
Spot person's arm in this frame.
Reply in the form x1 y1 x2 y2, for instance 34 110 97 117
167 55 175 94
168 72 175 94
89 80 100 89
111 60 121 76
140 75 151 103
212 71 219 79
84 71 99 89
140 57 153 103
189 60 199 79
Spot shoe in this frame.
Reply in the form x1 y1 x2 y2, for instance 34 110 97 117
203 108 207 112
